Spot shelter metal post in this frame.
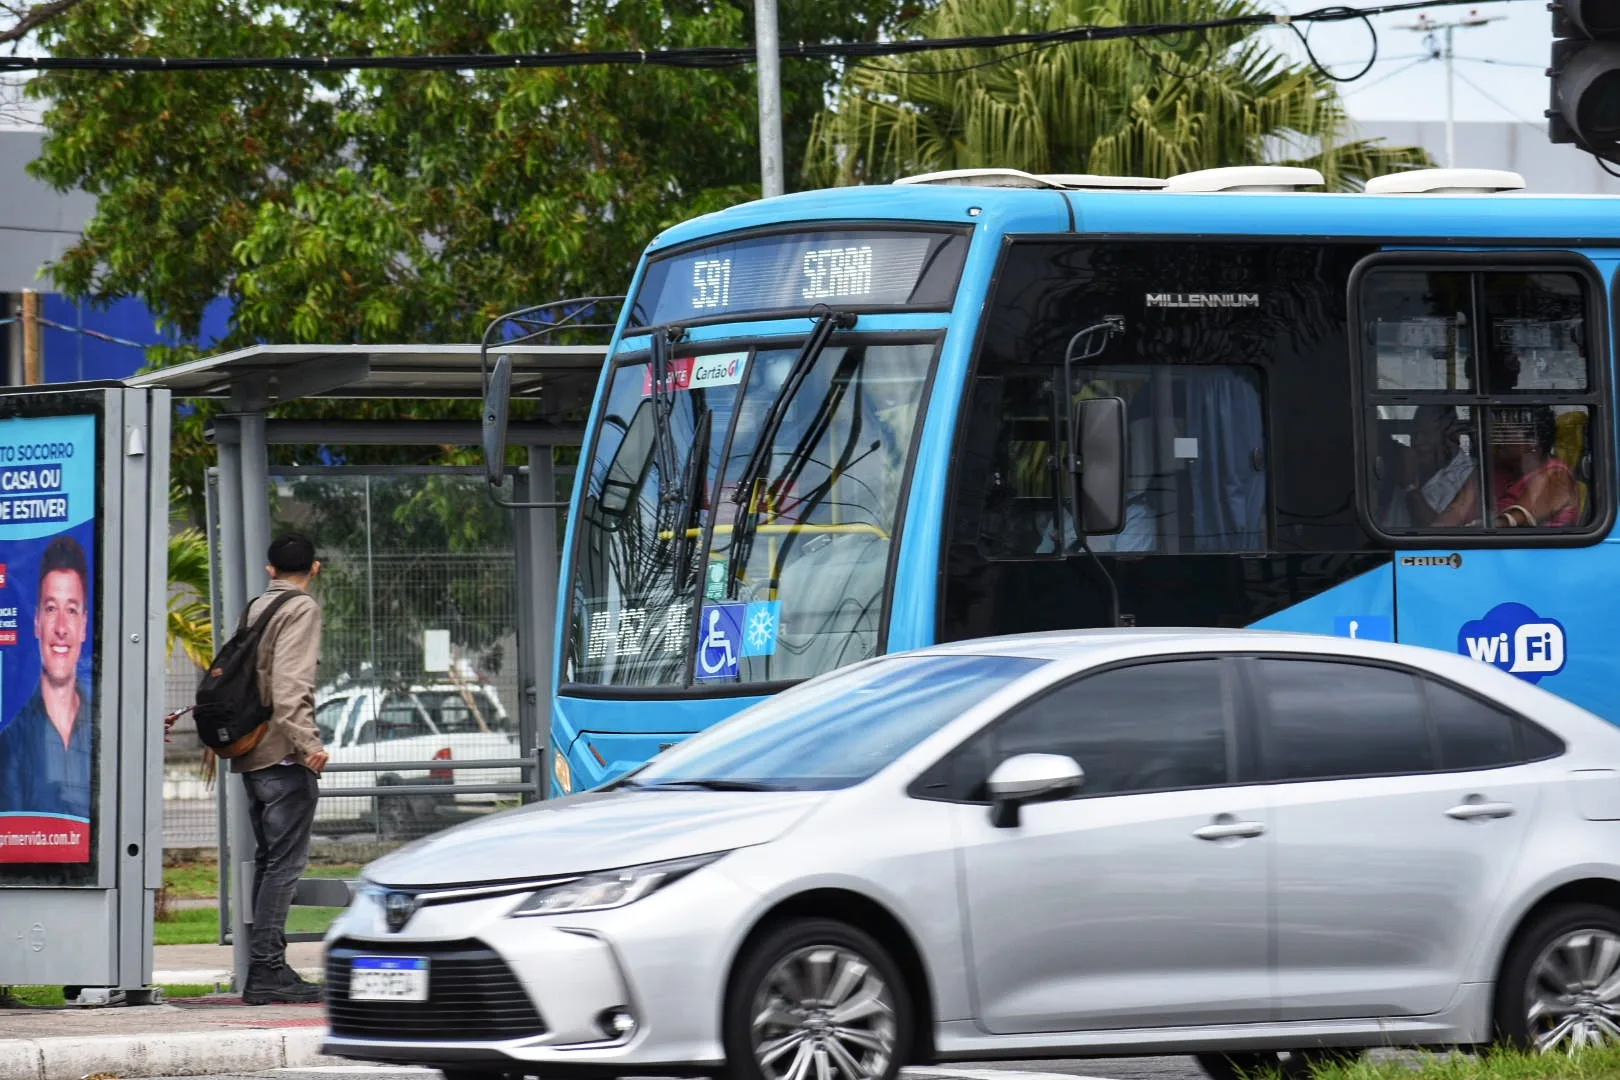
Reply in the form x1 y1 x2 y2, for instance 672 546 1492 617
525 446 557 798
230 409 272 993
214 429 248 983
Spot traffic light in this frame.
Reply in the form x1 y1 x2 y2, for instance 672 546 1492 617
1548 0 1620 165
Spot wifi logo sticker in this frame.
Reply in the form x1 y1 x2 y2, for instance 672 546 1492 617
1457 603 1566 684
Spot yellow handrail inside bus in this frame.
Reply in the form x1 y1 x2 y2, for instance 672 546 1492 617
656 522 889 541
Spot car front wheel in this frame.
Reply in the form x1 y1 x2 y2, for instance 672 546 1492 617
725 918 911 1080
1496 901 1620 1053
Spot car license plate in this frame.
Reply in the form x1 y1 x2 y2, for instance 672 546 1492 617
349 956 428 1002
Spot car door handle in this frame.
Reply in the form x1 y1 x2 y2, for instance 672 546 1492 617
1446 800 1516 821
1193 817 1267 841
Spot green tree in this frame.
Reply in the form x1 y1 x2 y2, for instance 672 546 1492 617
26 0 903 520
807 0 1430 189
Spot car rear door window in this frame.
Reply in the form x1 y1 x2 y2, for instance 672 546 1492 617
1257 659 1435 780
1423 680 1521 770
990 659 1230 797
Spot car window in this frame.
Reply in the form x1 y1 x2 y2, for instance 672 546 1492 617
984 659 1231 798
424 691 505 734
1257 659 1434 780
314 699 348 746
367 693 436 742
1423 679 1520 770
628 653 1047 792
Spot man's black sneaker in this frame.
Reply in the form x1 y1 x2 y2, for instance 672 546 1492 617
243 979 324 1005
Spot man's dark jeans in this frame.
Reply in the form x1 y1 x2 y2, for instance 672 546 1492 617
242 762 319 977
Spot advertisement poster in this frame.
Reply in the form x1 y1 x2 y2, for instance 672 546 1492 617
0 415 97 865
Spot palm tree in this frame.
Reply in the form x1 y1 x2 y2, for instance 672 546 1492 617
806 0 1430 190
167 525 214 671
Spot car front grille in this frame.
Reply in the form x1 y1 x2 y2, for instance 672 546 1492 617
325 939 546 1042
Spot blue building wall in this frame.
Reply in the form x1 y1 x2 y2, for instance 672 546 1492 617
30 295 233 384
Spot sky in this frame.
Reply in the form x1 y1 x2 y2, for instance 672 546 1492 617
1273 0 1554 129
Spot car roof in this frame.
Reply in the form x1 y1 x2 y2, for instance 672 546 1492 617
917 626 1330 661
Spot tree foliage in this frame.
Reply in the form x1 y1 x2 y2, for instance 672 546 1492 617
807 0 1431 189
26 0 901 519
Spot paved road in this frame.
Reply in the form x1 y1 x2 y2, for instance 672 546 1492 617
152 1059 1208 1080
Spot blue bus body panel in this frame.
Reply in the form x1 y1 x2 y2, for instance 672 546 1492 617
1247 564 1398 642
1069 190 1620 241
1395 543 1620 719
551 693 771 794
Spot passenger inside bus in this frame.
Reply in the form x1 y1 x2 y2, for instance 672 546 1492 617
1430 405 1582 528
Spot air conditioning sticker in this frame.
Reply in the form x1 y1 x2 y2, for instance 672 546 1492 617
1458 603 1566 683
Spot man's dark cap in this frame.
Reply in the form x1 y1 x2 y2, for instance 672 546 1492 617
268 532 317 574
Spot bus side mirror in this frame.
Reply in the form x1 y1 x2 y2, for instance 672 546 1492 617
1071 396 1126 534
482 353 512 488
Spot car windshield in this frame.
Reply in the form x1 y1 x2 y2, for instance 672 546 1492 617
622 653 1046 791
567 338 936 688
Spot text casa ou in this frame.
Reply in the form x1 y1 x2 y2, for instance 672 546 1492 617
1 467 62 492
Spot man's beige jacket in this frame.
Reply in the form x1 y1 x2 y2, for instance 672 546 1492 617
229 578 324 773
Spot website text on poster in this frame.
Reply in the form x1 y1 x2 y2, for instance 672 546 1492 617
0 414 97 865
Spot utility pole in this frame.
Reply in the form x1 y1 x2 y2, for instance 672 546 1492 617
1395 10 1505 168
21 289 40 384
755 0 785 198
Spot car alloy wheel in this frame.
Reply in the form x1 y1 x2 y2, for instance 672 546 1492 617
1497 902 1620 1054
1524 927 1620 1052
728 919 910 1080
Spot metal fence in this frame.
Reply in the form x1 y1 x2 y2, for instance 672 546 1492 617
165 471 529 853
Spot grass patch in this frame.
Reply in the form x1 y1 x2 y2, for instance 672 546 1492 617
2 984 217 1007
1290 1046 1620 1080
154 906 344 946
161 862 361 900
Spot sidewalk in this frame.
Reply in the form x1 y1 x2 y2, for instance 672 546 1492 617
0 942 340 1079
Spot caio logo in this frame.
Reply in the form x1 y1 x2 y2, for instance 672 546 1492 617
1458 602 1566 684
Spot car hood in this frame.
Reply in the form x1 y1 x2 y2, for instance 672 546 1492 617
363 789 830 887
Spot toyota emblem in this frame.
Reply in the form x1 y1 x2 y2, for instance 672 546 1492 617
383 891 419 933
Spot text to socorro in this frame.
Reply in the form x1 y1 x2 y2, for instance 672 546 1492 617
0 494 68 524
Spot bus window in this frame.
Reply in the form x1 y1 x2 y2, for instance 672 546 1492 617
977 373 1064 558
1358 263 1603 537
1080 366 1268 554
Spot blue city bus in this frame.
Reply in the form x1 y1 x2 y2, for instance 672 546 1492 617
481 165 1620 796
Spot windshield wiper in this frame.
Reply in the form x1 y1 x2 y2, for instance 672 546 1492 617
622 777 781 792
729 306 856 511
671 406 712 590
648 325 686 505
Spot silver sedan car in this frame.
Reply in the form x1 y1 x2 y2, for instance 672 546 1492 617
322 629 1620 1080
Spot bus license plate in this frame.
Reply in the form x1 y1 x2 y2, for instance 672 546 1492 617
349 956 428 1001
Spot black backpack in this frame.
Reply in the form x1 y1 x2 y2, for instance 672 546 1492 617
194 589 304 758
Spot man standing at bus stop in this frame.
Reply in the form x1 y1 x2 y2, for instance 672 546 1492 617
234 532 329 1005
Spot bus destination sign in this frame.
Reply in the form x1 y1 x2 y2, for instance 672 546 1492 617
630 228 968 327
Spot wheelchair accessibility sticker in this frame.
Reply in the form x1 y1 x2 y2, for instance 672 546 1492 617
1458 602 1566 684
695 603 743 680
695 600 781 679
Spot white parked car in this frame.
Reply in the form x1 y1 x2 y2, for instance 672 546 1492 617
314 680 524 838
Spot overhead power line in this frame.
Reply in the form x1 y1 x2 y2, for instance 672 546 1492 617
0 0 1533 83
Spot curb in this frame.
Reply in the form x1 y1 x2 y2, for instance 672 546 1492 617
0 1028 328 1080
154 967 324 986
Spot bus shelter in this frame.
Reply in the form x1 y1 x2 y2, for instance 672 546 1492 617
128 342 605 993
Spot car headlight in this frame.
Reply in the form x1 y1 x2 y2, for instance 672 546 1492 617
509 852 726 917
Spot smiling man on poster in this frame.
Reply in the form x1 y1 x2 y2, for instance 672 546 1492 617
0 535 92 821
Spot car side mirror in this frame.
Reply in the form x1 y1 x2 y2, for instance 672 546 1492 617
986 753 1084 828
482 352 513 488
1071 396 1126 535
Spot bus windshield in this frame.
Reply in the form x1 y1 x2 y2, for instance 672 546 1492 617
566 337 936 688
